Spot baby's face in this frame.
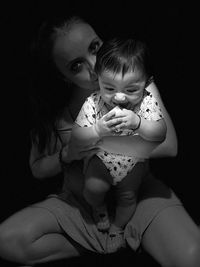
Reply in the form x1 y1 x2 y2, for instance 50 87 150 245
98 69 146 110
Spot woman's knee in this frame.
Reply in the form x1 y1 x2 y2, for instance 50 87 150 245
180 237 200 267
162 236 200 267
0 206 56 263
0 221 31 262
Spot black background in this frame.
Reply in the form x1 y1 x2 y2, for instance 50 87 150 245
0 0 198 228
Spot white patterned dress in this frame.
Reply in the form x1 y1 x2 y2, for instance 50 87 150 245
75 89 163 185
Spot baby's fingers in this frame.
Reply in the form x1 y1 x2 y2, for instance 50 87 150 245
113 122 126 131
107 117 123 127
104 110 116 121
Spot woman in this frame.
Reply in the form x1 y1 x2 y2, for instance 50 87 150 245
0 15 199 267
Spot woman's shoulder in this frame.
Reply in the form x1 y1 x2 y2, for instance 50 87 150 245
87 91 101 102
145 76 160 98
145 76 154 88
57 107 73 131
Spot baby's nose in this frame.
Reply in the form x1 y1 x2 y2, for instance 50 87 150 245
114 93 126 102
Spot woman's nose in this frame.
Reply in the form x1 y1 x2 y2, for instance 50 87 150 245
87 56 97 81
114 93 126 102
87 55 96 71
90 70 98 81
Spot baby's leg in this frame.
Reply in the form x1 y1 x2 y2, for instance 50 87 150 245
84 155 112 207
114 161 148 229
106 162 147 253
84 156 112 231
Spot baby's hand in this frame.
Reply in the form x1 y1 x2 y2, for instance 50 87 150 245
113 108 140 131
94 109 124 137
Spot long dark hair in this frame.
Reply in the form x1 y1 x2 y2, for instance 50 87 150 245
29 15 86 153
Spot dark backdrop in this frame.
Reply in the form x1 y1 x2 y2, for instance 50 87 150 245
0 1 198 224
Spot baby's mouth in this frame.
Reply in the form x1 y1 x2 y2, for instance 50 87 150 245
114 103 129 109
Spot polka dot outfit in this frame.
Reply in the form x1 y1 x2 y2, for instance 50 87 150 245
75 89 163 185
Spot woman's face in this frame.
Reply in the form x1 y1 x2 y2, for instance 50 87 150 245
53 22 102 91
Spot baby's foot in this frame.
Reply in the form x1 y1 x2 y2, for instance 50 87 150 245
92 205 110 232
106 225 126 253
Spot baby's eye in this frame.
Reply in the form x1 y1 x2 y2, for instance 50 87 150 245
90 40 102 55
126 89 136 93
70 61 83 74
105 87 114 91
126 87 139 93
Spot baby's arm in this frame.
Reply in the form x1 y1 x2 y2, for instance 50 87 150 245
136 91 167 142
113 94 167 142
135 116 167 142
72 97 122 146
72 110 123 145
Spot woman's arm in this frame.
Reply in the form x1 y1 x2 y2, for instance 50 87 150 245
71 123 100 146
29 115 72 179
147 82 178 158
30 127 100 179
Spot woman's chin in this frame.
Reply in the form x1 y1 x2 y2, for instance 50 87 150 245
82 82 99 91
92 81 99 90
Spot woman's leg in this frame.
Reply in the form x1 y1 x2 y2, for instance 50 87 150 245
142 205 200 267
0 202 84 265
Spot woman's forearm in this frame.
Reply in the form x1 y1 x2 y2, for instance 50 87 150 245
149 113 178 158
100 135 159 158
71 124 100 146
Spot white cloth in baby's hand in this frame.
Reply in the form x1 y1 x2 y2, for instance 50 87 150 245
111 106 125 117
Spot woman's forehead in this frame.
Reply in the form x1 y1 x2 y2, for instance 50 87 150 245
53 23 98 62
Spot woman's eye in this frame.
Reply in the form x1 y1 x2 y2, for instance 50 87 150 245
70 62 83 74
90 41 102 55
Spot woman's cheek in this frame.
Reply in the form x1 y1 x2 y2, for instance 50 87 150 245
71 72 89 87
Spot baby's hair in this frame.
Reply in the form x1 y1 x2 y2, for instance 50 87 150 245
95 37 152 79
